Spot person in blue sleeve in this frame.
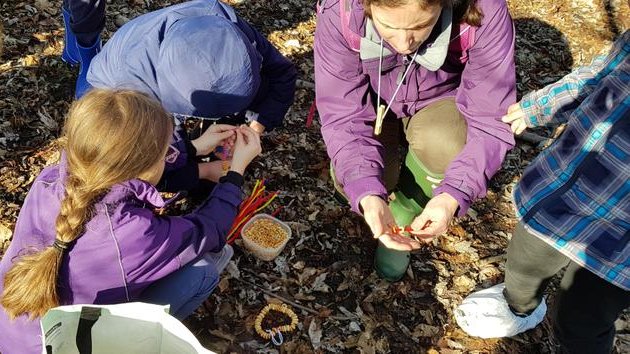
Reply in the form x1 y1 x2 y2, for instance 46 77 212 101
455 30 629 354
82 0 297 192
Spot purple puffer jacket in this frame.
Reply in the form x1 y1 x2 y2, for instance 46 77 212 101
0 156 242 354
315 0 516 215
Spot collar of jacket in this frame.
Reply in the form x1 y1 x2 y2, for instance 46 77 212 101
357 6 453 71
57 152 170 209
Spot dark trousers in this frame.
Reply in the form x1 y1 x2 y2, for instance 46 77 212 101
63 0 106 46
505 223 630 354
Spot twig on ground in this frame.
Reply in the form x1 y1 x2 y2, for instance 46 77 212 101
479 254 507 265
234 276 358 321
241 268 300 285
519 124 567 149
518 131 555 149
296 79 315 89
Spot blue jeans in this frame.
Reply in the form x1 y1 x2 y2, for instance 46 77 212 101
62 0 105 46
139 255 219 320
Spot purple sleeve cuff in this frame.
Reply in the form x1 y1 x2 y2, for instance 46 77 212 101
344 176 388 215
218 171 244 188
207 181 243 209
433 184 471 217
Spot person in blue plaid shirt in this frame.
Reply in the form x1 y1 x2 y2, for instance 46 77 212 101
455 30 629 353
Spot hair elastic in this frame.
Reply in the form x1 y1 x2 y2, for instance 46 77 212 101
52 239 74 252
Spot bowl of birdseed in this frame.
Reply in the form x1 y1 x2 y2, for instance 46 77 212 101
241 214 291 261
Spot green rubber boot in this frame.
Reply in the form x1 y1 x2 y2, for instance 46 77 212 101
374 151 444 282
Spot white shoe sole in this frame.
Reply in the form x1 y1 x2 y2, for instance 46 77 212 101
204 244 234 274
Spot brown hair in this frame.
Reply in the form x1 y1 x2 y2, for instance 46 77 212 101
363 0 483 27
1 89 172 319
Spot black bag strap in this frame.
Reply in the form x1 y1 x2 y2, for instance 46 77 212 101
75 306 102 354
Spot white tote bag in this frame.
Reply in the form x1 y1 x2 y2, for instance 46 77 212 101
40 302 214 354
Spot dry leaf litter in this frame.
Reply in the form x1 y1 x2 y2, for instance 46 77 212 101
0 0 628 353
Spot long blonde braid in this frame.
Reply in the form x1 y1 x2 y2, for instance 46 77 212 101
1 89 172 319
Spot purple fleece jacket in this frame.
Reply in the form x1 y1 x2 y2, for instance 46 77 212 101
0 156 242 354
314 0 516 215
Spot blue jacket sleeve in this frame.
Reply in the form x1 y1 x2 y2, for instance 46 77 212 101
519 54 610 127
236 18 297 130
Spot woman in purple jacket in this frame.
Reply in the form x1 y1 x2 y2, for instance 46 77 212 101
315 0 516 281
0 89 261 354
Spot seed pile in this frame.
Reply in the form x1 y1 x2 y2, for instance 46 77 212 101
243 218 288 249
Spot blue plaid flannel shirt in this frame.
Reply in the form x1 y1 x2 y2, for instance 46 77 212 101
514 30 629 290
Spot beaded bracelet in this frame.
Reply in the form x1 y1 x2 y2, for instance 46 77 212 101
254 303 298 345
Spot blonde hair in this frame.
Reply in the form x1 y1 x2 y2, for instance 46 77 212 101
1 89 172 319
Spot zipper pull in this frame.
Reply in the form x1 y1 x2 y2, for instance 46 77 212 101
397 56 410 85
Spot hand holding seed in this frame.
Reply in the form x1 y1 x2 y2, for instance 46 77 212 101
360 195 393 236
230 125 262 175
378 232 422 250
360 195 421 250
191 124 236 156
410 193 459 241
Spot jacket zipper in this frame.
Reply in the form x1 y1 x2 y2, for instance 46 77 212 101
397 55 410 85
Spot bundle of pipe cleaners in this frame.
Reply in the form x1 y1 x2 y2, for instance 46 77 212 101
226 179 281 245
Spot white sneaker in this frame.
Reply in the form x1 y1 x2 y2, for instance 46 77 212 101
204 244 234 274
454 283 547 338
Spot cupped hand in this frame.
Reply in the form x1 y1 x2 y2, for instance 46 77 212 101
409 193 459 242
230 125 262 175
360 195 422 251
378 232 422 251
198 160 227 183
501 102 528 135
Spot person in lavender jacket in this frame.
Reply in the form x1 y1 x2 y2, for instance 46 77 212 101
84 0 297 192
315 0 516 281
0 89 262 354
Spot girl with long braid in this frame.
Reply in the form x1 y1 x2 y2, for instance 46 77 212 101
0 89 261 354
